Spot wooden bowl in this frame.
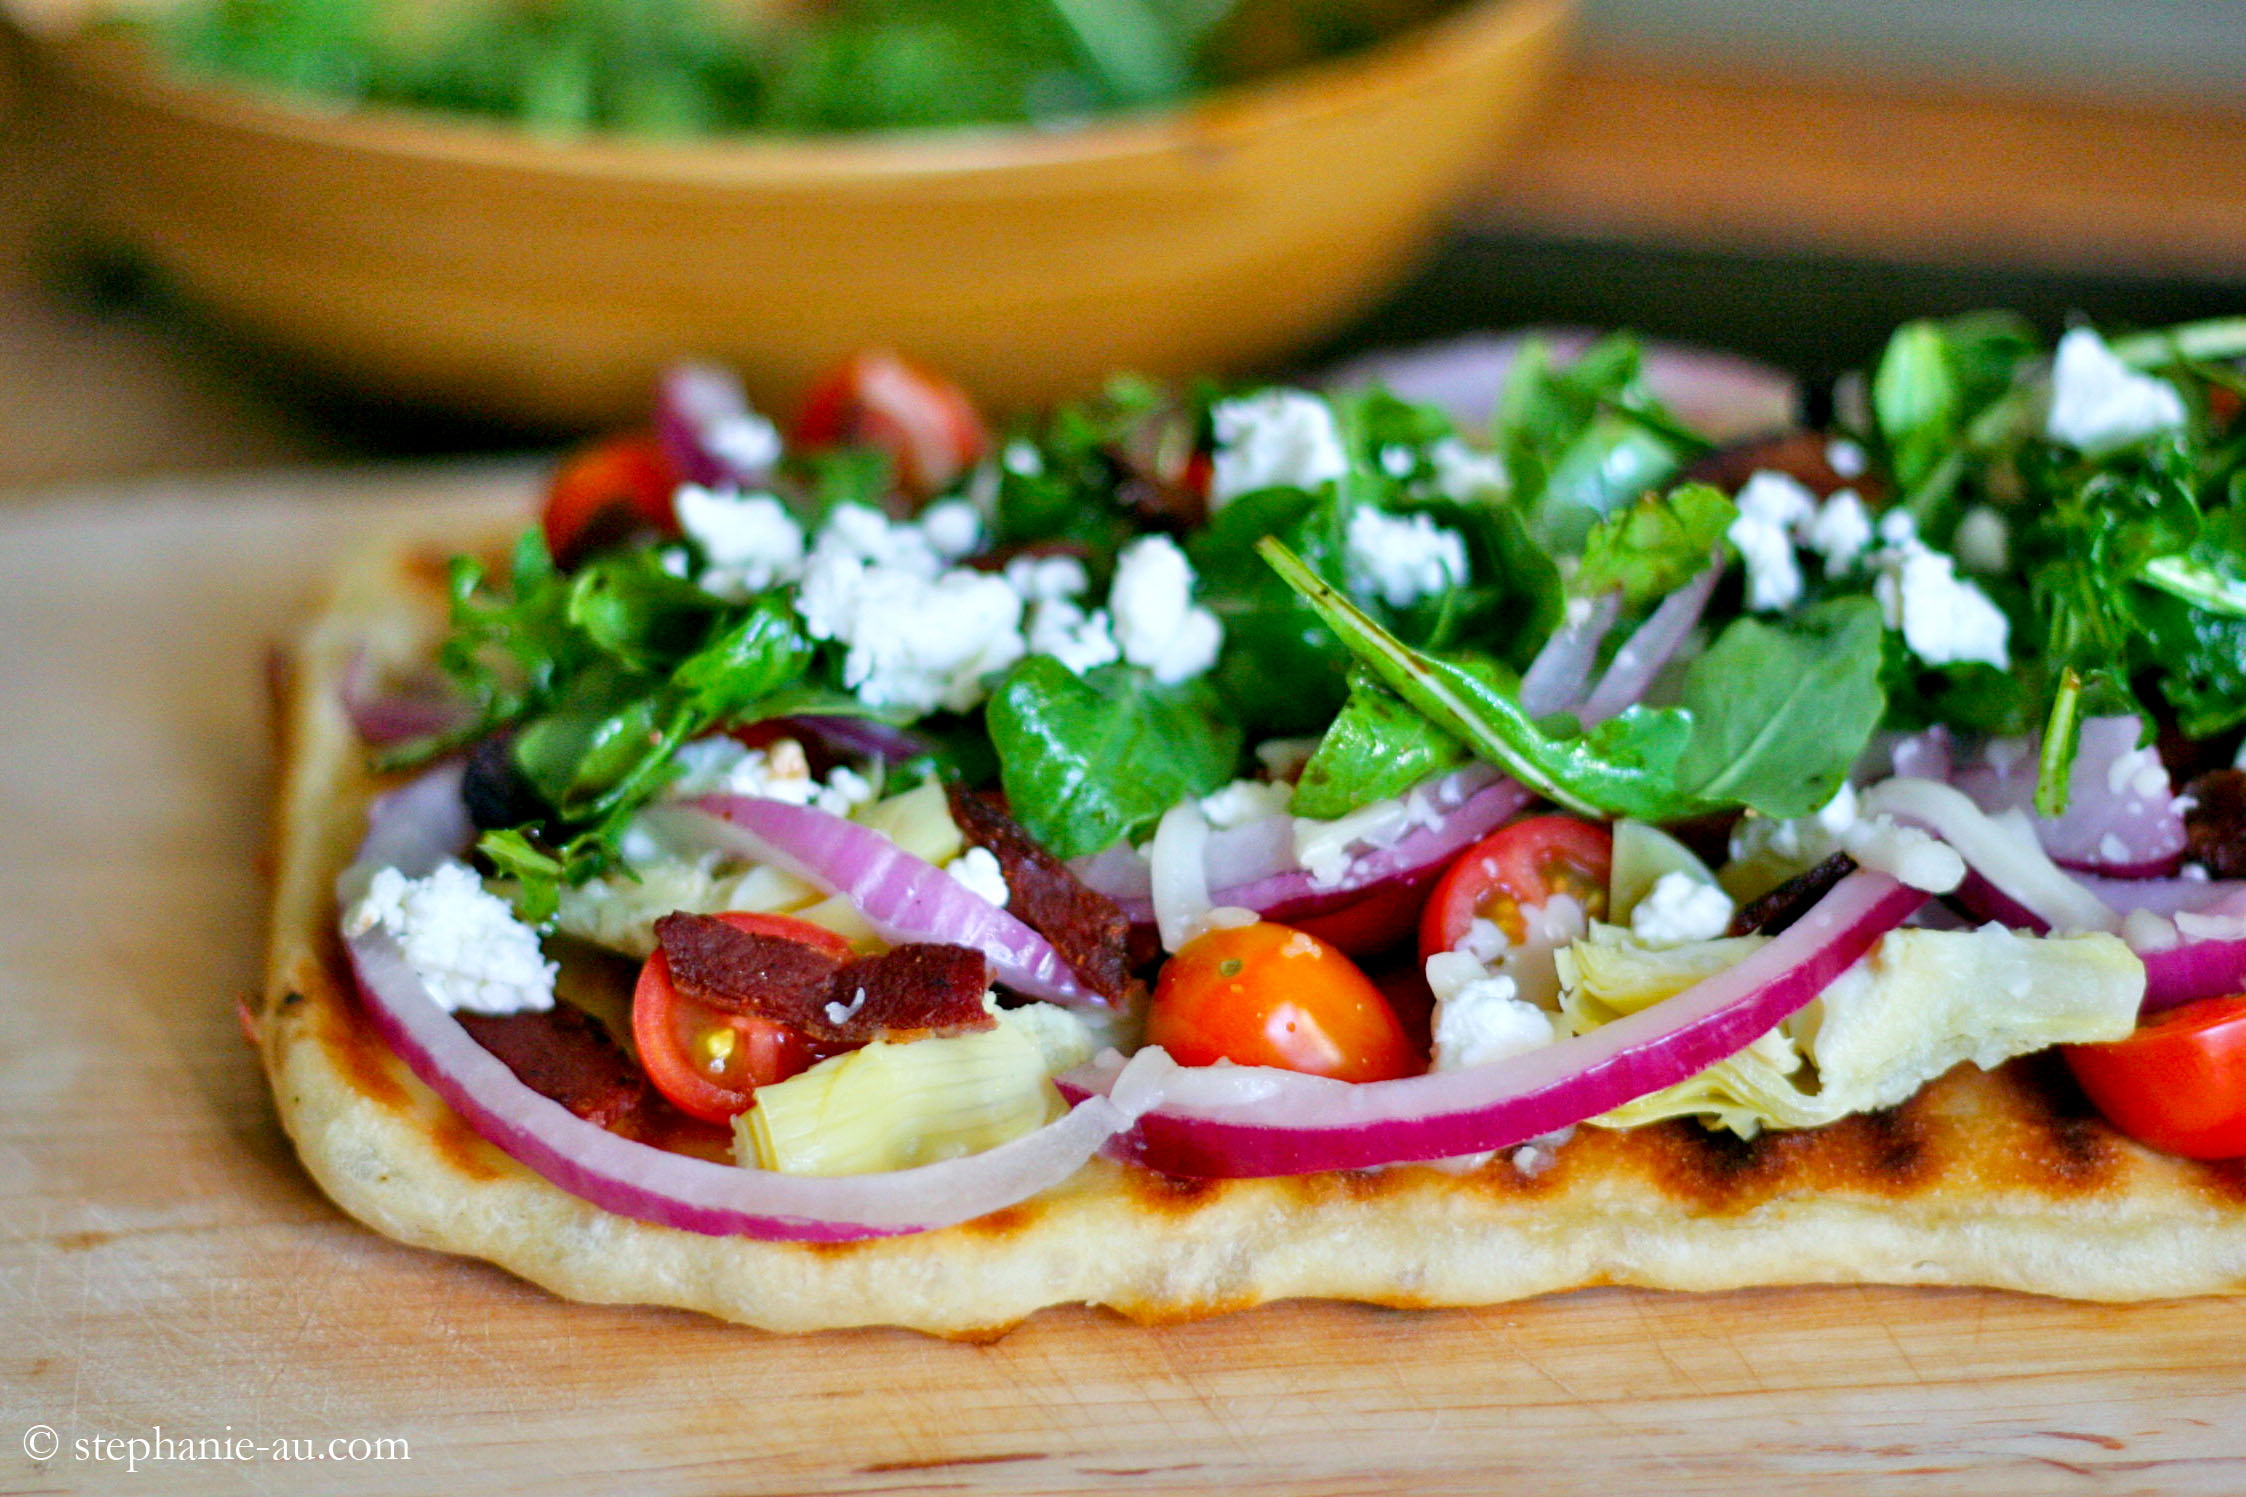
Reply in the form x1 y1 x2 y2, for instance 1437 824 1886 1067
33 0 1573 427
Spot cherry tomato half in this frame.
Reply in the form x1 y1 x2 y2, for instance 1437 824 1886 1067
630 912 852 1125
791 349 989 498
1147 921 1420 1082
2064 994 2246 1159
541 431 680 567
1420 815 1613 964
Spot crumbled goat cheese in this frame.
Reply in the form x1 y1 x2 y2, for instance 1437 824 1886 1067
1729 508 1803 612
1003 553 1090 604
1110 534 1223 684
1826 437 1868 479
1736 469 1819 531
799 554 1025 715
2106 744 2169 800
2047 326 2187 452
1001 440 1045 477
1199 778 1294 829
345 862 556 1015
1024 598 1122 675
674 487 806 600
1804 490 1874 575
1343 507 1468 609
947 846 1012 908
666 735 876 818
812 502 944 578
706 410 783 475
1207 389 1349 508
917 500 983 561
1428 436 1508 500
1378 444 1416 479
1842 814 1965 894
1877 509 1919 548
1425 957 1556 1071
1954 505 2011 573
1873 544 2011 669
1630 872 1735 946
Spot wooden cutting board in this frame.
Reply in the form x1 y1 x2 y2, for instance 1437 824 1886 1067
5 466 2246 1497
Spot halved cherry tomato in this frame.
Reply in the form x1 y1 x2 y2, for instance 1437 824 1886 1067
2064 994 2246 1159
1419 815 1613 964
541 431 680 567
791 349 989 497
1147 921 1420 1081
1287 870 1442 957
630 912 852 1125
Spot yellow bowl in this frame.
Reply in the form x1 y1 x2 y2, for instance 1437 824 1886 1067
35 0 1573 427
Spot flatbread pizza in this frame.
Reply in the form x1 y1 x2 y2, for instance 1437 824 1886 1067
257 331 2246 1335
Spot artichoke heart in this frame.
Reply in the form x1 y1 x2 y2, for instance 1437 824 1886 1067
1558 921 2144 1137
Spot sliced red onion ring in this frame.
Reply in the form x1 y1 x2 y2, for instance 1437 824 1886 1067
340 650 475 747
1951 717 2186 876
1318 333 1798 442
1859 778 2119 935
1107 772 1526 927
2075 874 2246 919
2136 915 2246 1014
1519 591 1619 719
661 795 1108 1007
344 927 1173 1240
338 759 474 904
1063 869 1924 1177
1577 562 1721 726
655 362 780 490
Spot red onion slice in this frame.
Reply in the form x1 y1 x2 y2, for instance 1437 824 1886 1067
1063 869 1924 1177
1106 772 1526 926
662 795 1108 1007
344 926 1173 1240
1577 562 1721 726
2138 920 2246 1015
1519 591 1619 719
655 362 779 490
340 650 476 747
1951 717 2187 876
1860 778 2120 935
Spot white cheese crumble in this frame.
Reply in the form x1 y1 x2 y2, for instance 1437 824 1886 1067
1424 955 1557 1071
1343 507 1468 609
1825 437 1868 479
1428 436 1508 500
917 499 983 562
674 487 805 600
1109 535 1223 684
345 862 557 1015
1199 778 1294 829
1729 508 1803 612
1001 440 1045 477
831 566 1027 714
1843 814 1966 894
1737 469 1819 531
1002 553 1091 604
705 410 783 476
1872 544 2011 670
1953 505 2011 573
946 846 1012 908
1024 598 1122 675
2047 327 2187 452
1629 872 1735 946
1207 389 1349 509
1804 490 1874 575
666 735 875 817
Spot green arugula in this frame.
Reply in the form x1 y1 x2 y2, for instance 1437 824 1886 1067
1573 482 1736 605
984 656 1242 859
1289 670 1472 819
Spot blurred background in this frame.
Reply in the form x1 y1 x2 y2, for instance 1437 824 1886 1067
1 0 2242 493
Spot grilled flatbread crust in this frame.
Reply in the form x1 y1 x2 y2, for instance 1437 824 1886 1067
260 531 2246 1336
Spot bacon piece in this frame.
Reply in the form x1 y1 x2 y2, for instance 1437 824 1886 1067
458 1006 645 1128
2183 770 2246 878
821 944 996 1045
654 913 841 1019
945 782 1133 1003
651 913 994 1044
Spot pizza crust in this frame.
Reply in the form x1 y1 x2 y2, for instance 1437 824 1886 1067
260 531 2246 1336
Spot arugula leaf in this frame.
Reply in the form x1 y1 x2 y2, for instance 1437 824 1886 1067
1573 483 1736 606
1671 599 1887 819
985 657 1242 859
1191 486 1355 735
1289 670 1472 819
566 549 724 667
1259 538 1696 819
670 593 814 717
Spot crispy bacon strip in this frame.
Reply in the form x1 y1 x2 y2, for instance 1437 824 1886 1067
945 783 1133 1003
652 913 994 1044
458 1006 645 1129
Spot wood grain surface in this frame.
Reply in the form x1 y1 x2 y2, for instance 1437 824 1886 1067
6 467 2246 1496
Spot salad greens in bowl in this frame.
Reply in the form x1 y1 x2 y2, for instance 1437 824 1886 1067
29 0 1573 426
